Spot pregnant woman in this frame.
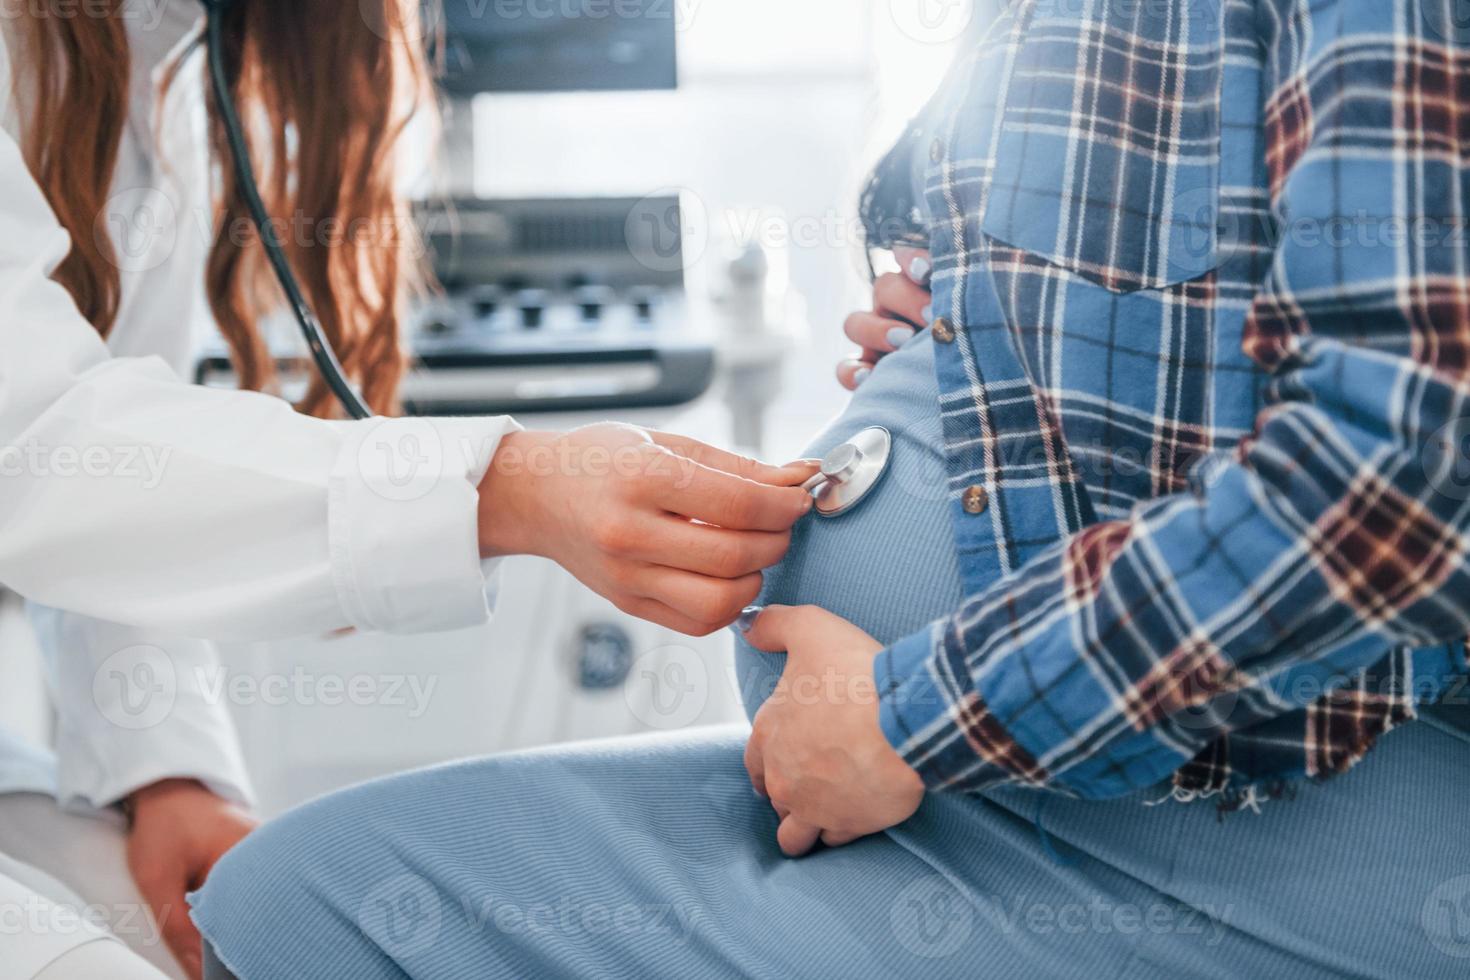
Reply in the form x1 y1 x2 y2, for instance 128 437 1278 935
192 2 1470 977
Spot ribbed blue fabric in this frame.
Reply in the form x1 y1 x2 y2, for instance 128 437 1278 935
193 337 1470 977
192 724 1470 979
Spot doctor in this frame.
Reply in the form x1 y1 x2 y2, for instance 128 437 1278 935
0 2 814 978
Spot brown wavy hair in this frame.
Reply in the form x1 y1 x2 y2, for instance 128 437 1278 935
10 0 436 417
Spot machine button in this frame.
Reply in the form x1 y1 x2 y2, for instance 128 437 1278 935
962 485 989 515
929 138 945 163
932 317 956 344
515 289 549 329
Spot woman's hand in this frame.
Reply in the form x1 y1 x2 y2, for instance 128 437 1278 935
126 780 257 980
741 605 925 857
838 246 932 390
478 424 819 636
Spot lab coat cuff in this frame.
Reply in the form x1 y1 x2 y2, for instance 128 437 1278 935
53 699 256 816
329 415 520 635
59 769 254 820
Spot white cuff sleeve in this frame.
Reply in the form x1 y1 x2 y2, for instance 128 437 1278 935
328 416 520 635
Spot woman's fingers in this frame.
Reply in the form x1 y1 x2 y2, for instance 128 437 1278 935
835 248 933 389
894 246 932 286
820 829 861 848
874 271 931 328
845 312 916 354
744 731 769 799
777 816 824 858
837 356 878 391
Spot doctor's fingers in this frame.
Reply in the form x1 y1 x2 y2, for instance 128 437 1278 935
617 594 728 638
131 864 203 978
639 519 792 578
626 565 764 634
648 431 820 487
650 461 814 531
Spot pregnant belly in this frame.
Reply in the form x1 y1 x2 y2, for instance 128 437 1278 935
734 335 966 720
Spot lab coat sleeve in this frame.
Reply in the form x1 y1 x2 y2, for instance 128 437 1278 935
28 604 254 812
0 121 521 641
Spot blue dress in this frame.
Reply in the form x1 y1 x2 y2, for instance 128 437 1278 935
191 335 1470 978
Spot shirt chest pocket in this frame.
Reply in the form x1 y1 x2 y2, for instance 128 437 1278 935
978 3 1226 294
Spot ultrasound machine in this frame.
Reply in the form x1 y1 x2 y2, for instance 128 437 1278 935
199 0 715 418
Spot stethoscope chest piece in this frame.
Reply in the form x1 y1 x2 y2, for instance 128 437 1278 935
802 426 893 518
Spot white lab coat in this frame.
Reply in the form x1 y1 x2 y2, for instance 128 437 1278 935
0 7 516 830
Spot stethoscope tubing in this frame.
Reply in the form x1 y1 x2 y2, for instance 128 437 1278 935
203 3 374 420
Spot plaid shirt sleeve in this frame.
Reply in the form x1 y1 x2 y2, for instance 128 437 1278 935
877 1 1470 799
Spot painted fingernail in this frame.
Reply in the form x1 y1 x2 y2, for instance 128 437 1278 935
886 326 915 349
735 606 764 633
920 303 934 323
908 256 932 283
853 366 872 387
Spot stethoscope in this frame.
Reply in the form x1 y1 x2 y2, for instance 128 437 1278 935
201 0 374 420
201 0 905 517
801 426 894 518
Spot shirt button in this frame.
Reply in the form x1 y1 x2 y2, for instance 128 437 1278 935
932 317 956 343
963 485 990 515
929 138 945 163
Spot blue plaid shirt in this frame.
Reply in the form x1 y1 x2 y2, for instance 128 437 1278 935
875 0 1470 808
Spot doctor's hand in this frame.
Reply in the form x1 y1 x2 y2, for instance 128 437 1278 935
838 246 931 391
479 424 818 636
125 780 257 980
741 605 925 857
